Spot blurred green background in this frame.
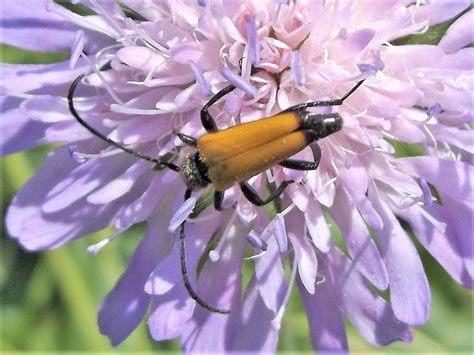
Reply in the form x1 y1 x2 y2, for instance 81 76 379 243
1 36 472 353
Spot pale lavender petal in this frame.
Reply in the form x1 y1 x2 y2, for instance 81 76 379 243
0 61 88 94
115 173 172 230
21 95 71 123
0 0 78 51
145 246 180 295
329 186 389 290
370 191 431 325
254 235 286 312
41 153 134 213
399 157 473 202
398 204 472 288
182 229 247 352
411 0 470 26
328 249 413 346
147 214 218 295
438 10 474 54
87 161 150 204
304 200 332 252
287 211 318 294
297 272 348 352
148 285 195 340
431 125 474 154
227 277 279 352
6 145 136 250
429 196 474 286
329 29 376 63
98 212 172 346
147 218 221 340
0 97 48 155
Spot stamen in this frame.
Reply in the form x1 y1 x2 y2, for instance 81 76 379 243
68 144 86 163
70 30 85 69
423 124 439 157
337 28 348 40
167 196 197 233
291 50 305 87
247 17 260 65
357 63 378 76
370 50 385 71
90 0 131 43
246 231 268 251
220 66 258 97
271 254 298 330
79 52 126 105
198 0 206 7
127 19 170 54
418 178 433 207
316 274 326 285
427 103 442 117
45 1 117 38
67 145 123 163
109 104 167 115
87 228 126 255
188 60 211 97
418 206 447 233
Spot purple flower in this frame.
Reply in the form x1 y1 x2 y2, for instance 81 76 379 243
2 0 473 352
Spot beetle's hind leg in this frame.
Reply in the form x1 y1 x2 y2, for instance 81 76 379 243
240 180 293 207
279 143 321 171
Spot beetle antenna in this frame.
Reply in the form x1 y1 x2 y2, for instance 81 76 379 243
179 189 231 314
68 74 179 172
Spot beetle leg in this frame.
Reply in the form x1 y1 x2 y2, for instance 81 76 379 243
240 180 293 206
201 85 236 132
213 190 226 211
279 143 321 170
279 159 319 170
175 132 197 147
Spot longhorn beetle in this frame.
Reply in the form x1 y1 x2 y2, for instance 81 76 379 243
68 73 364 314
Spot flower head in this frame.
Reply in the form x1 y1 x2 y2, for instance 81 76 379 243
2 0 473 352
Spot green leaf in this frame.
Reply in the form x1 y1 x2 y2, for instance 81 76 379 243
392 5 472 46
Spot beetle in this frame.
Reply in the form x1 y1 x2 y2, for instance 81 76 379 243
68 73 364 314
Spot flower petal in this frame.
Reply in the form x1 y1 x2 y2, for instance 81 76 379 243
297 273 348 352
5 145 135 250
98 211 174 346
255 234 286 312
370 189 431 325
329 186 389 290
438 9 474 54
328 249 413 346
